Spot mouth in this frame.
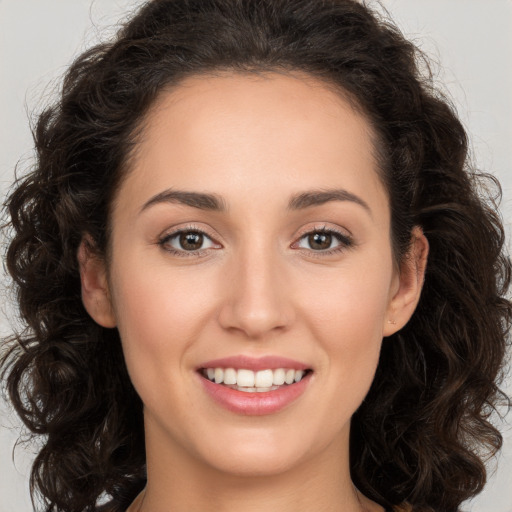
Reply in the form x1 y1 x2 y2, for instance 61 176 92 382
196 361 314 415
199 367 313 393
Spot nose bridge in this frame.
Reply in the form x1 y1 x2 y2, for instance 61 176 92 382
218 234 293 338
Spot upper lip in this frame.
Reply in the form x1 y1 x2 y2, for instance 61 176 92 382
197 355 311 372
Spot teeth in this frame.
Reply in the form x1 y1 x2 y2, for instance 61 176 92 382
254 369 273 387
272 368 286 385
226 385 280 393
237 369 255 387
203 367 308 388
224 368 237 385
214 368 224 384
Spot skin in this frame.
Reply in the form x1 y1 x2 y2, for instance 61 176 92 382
79 71 428 512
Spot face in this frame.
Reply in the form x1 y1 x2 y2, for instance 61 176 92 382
80 71 425 480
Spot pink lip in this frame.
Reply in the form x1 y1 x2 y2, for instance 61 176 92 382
197 371 312 416
197 355 310 371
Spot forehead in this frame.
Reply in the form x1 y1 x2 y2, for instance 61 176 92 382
116 71 385 216
134 71 374 156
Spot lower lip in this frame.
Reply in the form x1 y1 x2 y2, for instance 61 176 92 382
198 372 312 416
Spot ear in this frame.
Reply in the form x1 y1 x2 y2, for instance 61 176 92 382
383 227 429 337
77 236 117 328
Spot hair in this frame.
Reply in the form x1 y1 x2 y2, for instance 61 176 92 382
1 0 510 511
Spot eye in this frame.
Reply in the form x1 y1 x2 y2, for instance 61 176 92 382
294 228 353 253
159 229 219 255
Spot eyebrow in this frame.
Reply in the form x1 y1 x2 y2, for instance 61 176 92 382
140 189 227 213
288 188 371 215
140 187 371 215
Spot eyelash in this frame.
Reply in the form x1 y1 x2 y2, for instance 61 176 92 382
158 224 218 258
293 225 354 257
158 225 354 258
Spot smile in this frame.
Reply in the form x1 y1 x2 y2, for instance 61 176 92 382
197 364 313 415
201 367 307 392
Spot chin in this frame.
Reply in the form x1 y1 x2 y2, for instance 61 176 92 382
206 451 303 478
192 426 318 478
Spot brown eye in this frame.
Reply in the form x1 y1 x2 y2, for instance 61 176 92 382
179 232 204 250
308 232 332 250
160 229 217 254
295 229 352 253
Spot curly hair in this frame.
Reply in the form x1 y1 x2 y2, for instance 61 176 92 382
1 1 510 511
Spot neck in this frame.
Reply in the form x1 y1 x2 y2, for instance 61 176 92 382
138 419 378 512
131 484 372 512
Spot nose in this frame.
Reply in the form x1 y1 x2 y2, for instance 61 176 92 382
217 245 295 340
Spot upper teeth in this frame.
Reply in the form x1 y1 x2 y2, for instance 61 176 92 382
204 368 306 387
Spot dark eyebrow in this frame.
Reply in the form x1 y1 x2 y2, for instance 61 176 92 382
140 187 370 215
140 189 227 213
288 188 372 215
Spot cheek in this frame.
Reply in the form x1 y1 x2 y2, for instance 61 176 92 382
107 263 223 435
109 259 221 383
296 256 393 390
300 260 392 338
113 257 215 330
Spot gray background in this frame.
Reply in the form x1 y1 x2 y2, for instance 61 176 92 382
1 1 511 511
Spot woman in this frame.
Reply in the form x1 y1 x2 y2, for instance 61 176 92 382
1 1 510 511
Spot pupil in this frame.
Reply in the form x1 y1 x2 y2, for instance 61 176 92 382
309 232 331 250
180 232 203 250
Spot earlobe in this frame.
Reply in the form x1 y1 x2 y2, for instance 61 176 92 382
77 236 117 328
383 227 429 337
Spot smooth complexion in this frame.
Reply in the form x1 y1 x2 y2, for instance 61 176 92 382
79 72 428 512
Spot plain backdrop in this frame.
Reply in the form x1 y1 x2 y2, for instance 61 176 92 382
1 1 511 511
